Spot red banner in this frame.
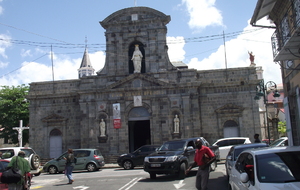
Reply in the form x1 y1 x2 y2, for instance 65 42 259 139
113 119 121 129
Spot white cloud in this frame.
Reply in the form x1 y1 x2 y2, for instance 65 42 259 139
0 34 11 58
185 17 282 84
0 50 106 86
21 49 32 57
167 36 186 62
182 0 223 30
0 61 8 69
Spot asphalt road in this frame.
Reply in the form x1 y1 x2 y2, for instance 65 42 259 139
29 162 229 190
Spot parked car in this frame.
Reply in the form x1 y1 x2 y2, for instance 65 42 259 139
43 149 105 174
261 139 274 144
212 137 251 160
270 137 288 147
117 145 160 170
0 147 41 176
0 159 9 190
225 143 269 180
229 146 300 190
144 137 219 179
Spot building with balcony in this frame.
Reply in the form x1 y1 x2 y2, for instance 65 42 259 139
251 0 300 145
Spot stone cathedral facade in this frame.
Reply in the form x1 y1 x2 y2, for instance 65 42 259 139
27 7 261 160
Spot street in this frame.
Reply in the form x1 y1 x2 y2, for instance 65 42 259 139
29 162 228 190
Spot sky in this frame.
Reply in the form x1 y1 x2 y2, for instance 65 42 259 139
0 0 282 87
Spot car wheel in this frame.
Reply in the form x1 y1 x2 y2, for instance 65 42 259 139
87 163 96 172
123 160 134 170
178 162 186 179
48 166 58 174
210 160 217 171
29 154 41 170
150 172 156 179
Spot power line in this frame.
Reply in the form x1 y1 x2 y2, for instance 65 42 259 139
0 53 49 78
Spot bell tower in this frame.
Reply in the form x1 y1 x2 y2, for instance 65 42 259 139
97 7 176 76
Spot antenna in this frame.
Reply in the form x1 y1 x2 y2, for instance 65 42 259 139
85 36 88 49
51 45 55 93
223 31 228 81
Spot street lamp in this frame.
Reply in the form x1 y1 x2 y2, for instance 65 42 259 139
254 79 280 144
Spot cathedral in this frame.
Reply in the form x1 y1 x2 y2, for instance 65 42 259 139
27 6 261 161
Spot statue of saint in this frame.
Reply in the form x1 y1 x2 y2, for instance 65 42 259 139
174 115 180 133
100 119 106 137
248 51 255 64
131 44 143 73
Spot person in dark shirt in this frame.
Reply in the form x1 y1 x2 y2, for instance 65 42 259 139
254 134 261 143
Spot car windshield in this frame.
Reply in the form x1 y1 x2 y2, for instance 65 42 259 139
0 149 15 159
256 151 300 183
270 138 286 146
233 144 268 160
159 141 185 151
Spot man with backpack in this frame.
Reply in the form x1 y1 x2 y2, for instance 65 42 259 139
7 151 30 190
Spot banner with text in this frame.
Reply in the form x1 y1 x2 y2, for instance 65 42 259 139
113 103 121 129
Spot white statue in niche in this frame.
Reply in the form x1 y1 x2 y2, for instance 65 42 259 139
174 115 180 133
100 119 106 137
131 44 143 73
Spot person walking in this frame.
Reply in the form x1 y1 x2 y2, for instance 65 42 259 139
63 148 75 184
254 134 261 143
185 139 216 190
7 151 30 190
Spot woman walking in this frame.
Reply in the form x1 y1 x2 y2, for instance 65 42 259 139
64 148 75 184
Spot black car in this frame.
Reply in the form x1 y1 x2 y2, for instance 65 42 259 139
117 145 160 170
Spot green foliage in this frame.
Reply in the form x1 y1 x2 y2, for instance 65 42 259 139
278 121 287 137
0 85 30 145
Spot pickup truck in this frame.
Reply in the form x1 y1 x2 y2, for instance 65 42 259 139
143 137 220 179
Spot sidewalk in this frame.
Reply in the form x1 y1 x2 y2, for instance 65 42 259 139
103 163 120 168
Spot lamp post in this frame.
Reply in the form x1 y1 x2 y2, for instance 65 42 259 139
254 79 280 144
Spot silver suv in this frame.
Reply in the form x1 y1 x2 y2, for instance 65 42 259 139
0 147 41 176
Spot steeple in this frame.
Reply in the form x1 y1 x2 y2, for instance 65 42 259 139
78 46 95 78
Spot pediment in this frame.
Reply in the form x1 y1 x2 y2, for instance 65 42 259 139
215 104 244 114
101 7 170 29
107 74 170 89
42 113 67 122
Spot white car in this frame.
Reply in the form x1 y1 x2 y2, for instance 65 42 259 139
0 147 42 176
212 137 251 160
270 137 288 146
229 146 300 190
225 143 268 180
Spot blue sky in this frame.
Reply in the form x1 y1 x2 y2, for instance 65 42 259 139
0 0 282 86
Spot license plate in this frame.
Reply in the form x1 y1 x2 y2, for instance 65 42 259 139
151 164 161 167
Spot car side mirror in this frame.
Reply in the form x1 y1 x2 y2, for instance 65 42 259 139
240 172 249 183
227 155 232 161
186 146 194 151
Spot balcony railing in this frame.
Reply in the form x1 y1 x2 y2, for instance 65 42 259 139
271 1 300 61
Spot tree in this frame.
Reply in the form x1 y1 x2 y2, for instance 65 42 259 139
0 85 30 145
278 121 287 137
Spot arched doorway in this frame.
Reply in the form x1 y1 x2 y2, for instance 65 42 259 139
223 120 239 137
128 107 150 152
49 129 62 158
